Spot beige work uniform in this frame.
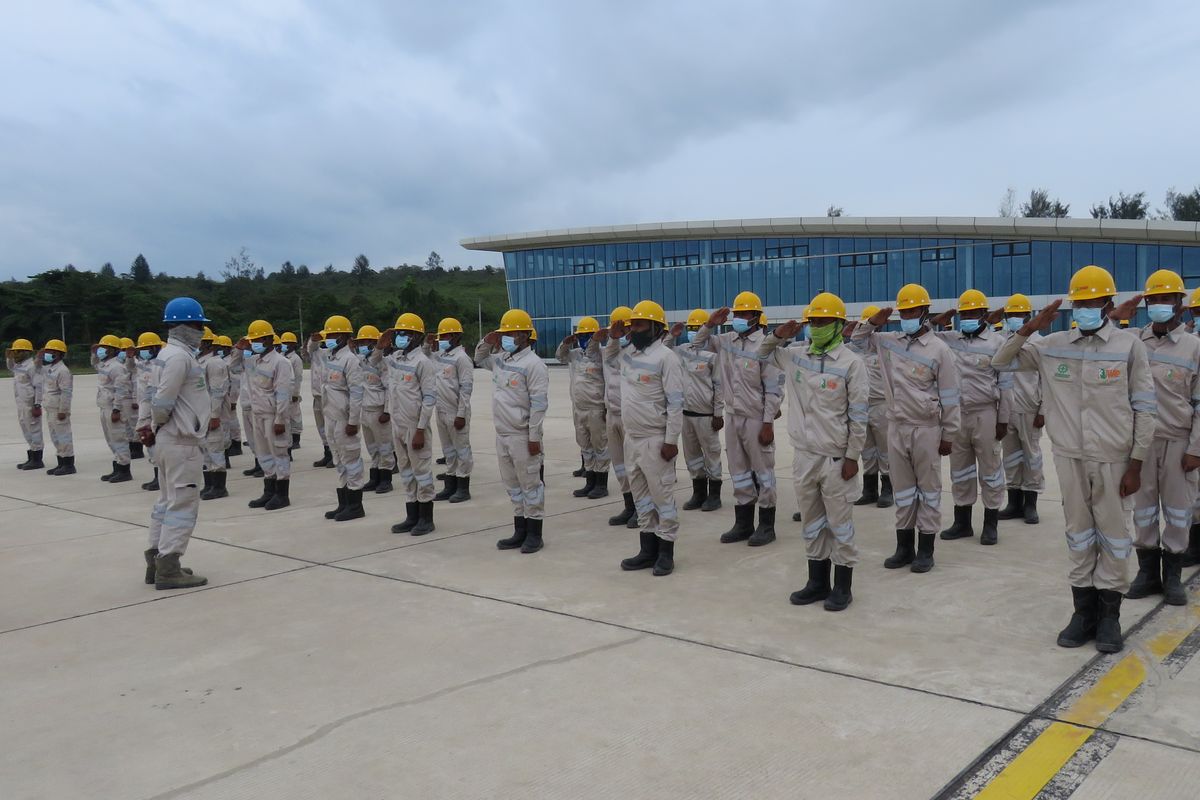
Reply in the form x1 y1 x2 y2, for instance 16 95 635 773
476 341 549 519
433 344 475 478
938 328 1011 509
620 339 684 541
95 354 133 464
853 325 961 534
691 325 785 508
307 340 329 446
247 349 294 480
285 349 304 435
234 349 257 457
198 352 229 472
762 335 868 566
379 345 437 502
134 356 157 464
557 337 608 473
602 338 631 492
359 351 395 472
147 337 208 556
37 360 74 457
7 354 43 450
225 351 243 444
322 345 365 490
1000 330 1046 493
848 339 889 476
674 336 724 481
121 356 138 447
994 324 1156 592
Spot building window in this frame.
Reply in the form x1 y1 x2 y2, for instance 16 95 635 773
993 243 1012 257
573 261 596 275
871 252 887 265
839 254 854 267
921 248 956 261
1012 241 1031 256
765 244 809 259
712 240 752 263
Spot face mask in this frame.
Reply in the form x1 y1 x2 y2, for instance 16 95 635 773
357 345 372 356
250 342 266 355
171 325 204 353
438 339 451 352
117 351 127 363
900 317 923 336
801 324 810 342
684 330 696 343
43 353 55 364
808 322 842 353
1148 304 1176 324
139 349 154 360
395 334 410 350
618 335 629 347
214 349 225 358
576 334 592 350
630 329 656 350
323 338 338 349
501 335 518 352
730 317 752 334
1072 306 1104 331
1006 317 1025 332
95 347 108 359
280 344 290 354
959 318 982 334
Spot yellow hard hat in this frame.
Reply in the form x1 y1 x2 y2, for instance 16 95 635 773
393 312 425 334
1005 294 1033 314
438 317 464 336
11 338 33 351
215 335 233 348
201 326 215 342
272 334 281 346
1071 320 1078 329
609 306 633 324
860 305 880 321
1191 287 1200 309
136 331 163 348
44 339 67 353
280 331 298 344
630 300 667 325
1068 265 1116 302
807 291 848 321
686 308 709 328
732 290 764 313
1119 319 1130 327
498 309 534 332
323 315 353 335
760 313 768 327
1144 268 1185 297
99 334 122 348
529 327 538 341
574 316 600 335
897 284 932 310
356 324 381 340
800 307 810 323
958 289 988 312
119 337 134 349
994 321 1003 330
247 319 275 339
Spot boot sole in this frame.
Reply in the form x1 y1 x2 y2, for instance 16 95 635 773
608 517 634 526
334 511 365 522
747 535 776 547
1024 516 1039 524
824 597 852 611
1124 586 1163 600
875 501 893 508
790 592 829 605
910 561 934 573
1056 636 1093 648
375 486 394 494
883 559 914 569
1095 641 1123 654
156 580 209 590
720 534 752 543
939 531 973 540
621 560 655 571
700 502 722 512
448 495 470 503
652 566 673 576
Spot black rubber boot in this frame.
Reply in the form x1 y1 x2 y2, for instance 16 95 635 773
573 470 597 498
586 471 610 499
1095 590 1124 654
264 478 290 510
248 477 276 508
21 449 44 470
199 471 214 500
130 441 145 460
362 467 380 493
50 455 77 475
854 473 879 506
682 478 707 511
109 462 132 483
313 446 333 468
243 458 262 477
47 455 63 476
520 518 543 553
622 530 659 571
141 467 159 491
392 502 419 533
228 439 243 456
410 500 434 533
154 552 207 590
1057 586 1098 648
335 488 365 522
434 475 458 502
16 449 32 469
497 516 527 550
940 505 974 540
652 538 674 576
101 460 117 481
572 456 585 478
877 474 894 508
911 533 936 573
292 433 301 450
1184 524 1200 568
748 506 776 546
789 559 831 605
824 565 854 611
626 508 640 529
980 507 999 546
326 488 348 520
449 476 471 503
1162 551 1187 606
1022 491 1039 525
701 479 722 512
207 470 229 500
997 488 1024 520
608 492 636 526
720 503 756 543
436 456 447 466
1125 547 1163 599
374 468 393 494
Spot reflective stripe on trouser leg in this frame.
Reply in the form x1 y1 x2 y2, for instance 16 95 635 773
888 422 943 534
1055 454 1132 593
203 423 226 471
436 412 474 477
101 411 131 464
951 406 1005 508
393 423 434 502
862 402 889 475
18 405 44 449
496 433 544 519
361 411 395 471
607 415 629 493
793 450 859 567
241 403 257 456
151 441 203 556
627 434 679 541
1004 411 1045 492
252 414 291 479
573 406 608 472
326 415 364 490
313 395 328 445
47 413 73 457
682 414 722 480
1133 438 1198 553
726 414 775 508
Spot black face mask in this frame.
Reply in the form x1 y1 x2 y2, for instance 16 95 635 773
630 329 657 350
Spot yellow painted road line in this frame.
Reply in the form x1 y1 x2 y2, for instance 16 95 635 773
976 604 1200 800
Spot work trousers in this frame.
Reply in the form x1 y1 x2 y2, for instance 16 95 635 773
1055 455 1132 592
227 408 241 443
250 414 291 479
122 400 137 445
101 409 131 465
573 406 609 473
1002 411 1045 493
793 450 860 567
325 416 365 490
148 441 202 556
627 434 679 541
313 395 328 445
436 412 474 477
496 433 545 519
726 414 776 508
203 422 226 472
889 422 943 534
290 398 303 434
861 402 890 476
1133 438 1199 554
393 423 434 502
950 406 1005 509
240 402 256 456
607 414 630 493
681 414 722 480
47 412 73 457
18 404 43 450
361 409 396 471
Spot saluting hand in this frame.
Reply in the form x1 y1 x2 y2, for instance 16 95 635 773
929 310 955 328
669 322 685 338
773 320 802 340
1108 294 1143 322
707 307 731 327
867 307 893 327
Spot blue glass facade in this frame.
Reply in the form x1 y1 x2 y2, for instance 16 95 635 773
501 236 1200 354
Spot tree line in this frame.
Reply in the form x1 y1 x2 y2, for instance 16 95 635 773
997 186 1200 220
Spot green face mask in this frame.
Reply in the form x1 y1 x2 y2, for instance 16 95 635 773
808 321 842 354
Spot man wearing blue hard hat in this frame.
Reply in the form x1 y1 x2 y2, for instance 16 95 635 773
137 296 210 590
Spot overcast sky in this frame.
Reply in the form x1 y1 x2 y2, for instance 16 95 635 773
2 0 1198 280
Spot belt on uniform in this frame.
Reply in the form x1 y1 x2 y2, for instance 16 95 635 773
682 410 713 418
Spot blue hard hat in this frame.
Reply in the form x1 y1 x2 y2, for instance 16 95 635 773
162 296 210 323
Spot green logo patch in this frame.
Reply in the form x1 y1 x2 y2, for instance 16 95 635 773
1054 363 1070 380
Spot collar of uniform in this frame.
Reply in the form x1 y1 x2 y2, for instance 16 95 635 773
1139 322 1184 343
735 329 763 345
1070 321 1113 344
807 341 847 359
909 328 936 346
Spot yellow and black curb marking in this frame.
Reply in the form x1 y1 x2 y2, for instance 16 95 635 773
936 573 1200 799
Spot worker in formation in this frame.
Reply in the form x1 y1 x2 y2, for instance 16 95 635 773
378 313 438 534
596 306 638 527
996 294 1045 524
557 316 609 501
279 332 304 453
197 328 231 500
670 309 724 513
319 315 367 522
429 317 475 503
135 332 165 491
243 319 294 511
92 333 134 483
355 324 394 495
7 338 44 470
118 338 145 463
307 327 334 469
846 306 894 509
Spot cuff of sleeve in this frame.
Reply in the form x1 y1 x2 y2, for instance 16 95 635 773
845 449 861 462
1130 448 1148 463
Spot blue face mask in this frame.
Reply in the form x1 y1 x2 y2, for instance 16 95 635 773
801 324 810 342
1148 304 1176 324
959 318 982 334
684 330 696 343
323 338 338 349
117 351 127 363
95 347 108 359
1072 306 1104 331
139 349 154 360
1006 317 1025 332
395 334 410 350
618 335 629 347
576 334 592 350
501 335 518 352
280 344 290 354
357 345 371 356
43 353 55 364
438 339 451 352
214 349 224 358
730 317 752 334
900 317 923 335
250 342 266 355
